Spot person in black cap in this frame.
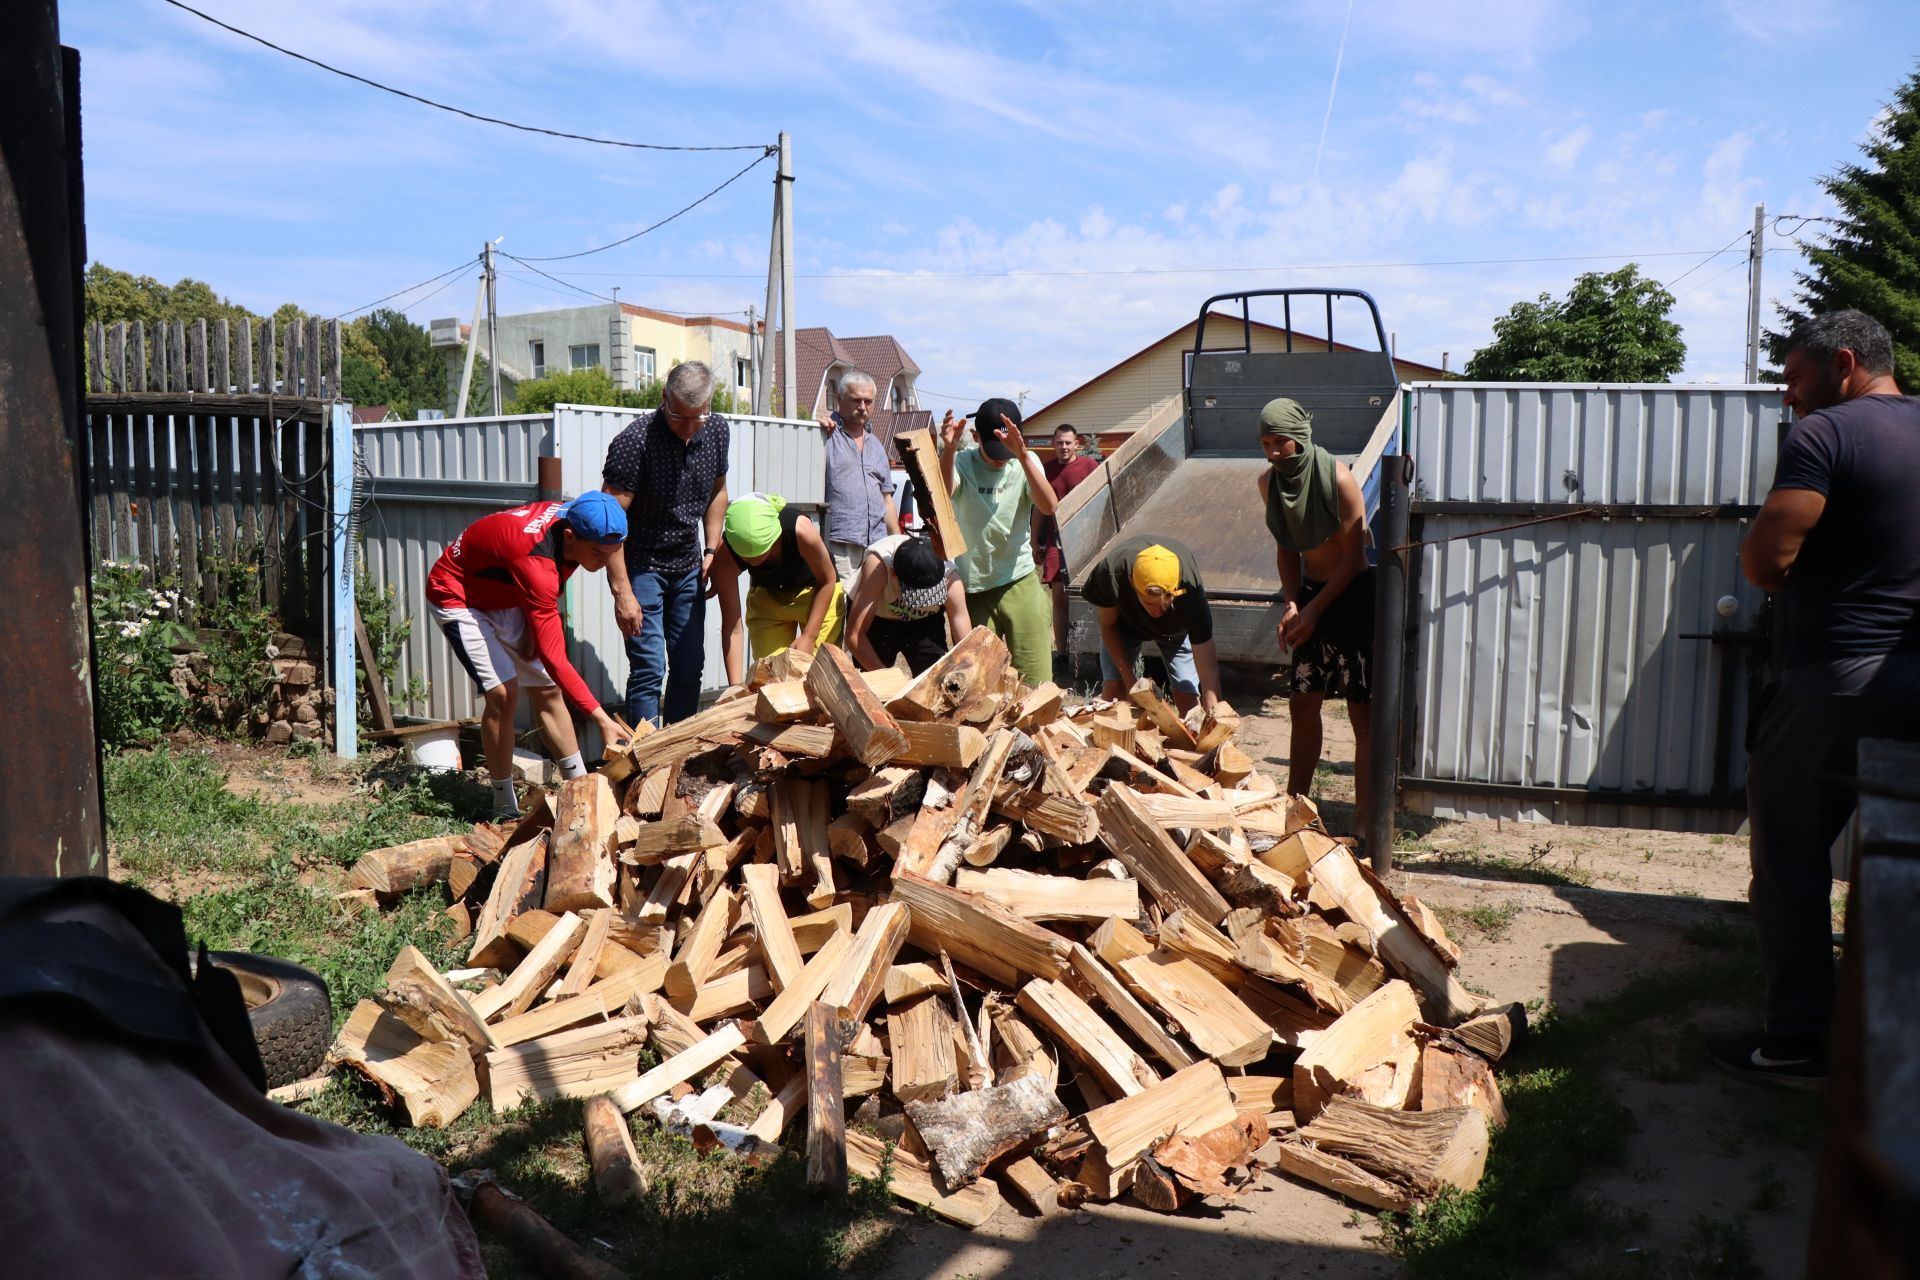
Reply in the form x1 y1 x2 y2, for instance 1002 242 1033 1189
845 532 971 674
938 397 1057 686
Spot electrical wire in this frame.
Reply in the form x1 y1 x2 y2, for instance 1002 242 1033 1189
497 272 751 317
334 258 477 320
1674 254 1753 301
1660 229 1750 291
162 1 770 153
513 149 775 262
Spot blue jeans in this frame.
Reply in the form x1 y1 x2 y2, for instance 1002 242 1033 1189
1099 627 1199 694
623 565 705 726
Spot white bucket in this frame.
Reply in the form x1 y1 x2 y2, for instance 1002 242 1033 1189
408 726 463 773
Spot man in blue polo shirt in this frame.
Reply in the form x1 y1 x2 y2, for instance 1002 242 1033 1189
600 361 729 725
815 370 901 581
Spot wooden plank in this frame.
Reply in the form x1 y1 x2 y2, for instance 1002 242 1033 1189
469 910 587 1023
85 413 112 560
170 319 188 395
149 403 177 583
192 410 218 609
127 403 155 567
236 318 254 394
1067 943 1197 1071
805 1001 847 1194
1116 951 1273 1067
892 872 1073 988
355 608 397 734
190 318 207 391
1095 785 1232 923
169 412 200 606
803 643 907 765
887 994 959 1104
1017 977 1159 1098
741 862 804 991
86 321 103 393
609 1023 747 1114
955 867 1140 923
211 319 230 393
486 1015 650 1110
895 428 967 558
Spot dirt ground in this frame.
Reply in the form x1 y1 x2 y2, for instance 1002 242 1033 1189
878 677 1824 1280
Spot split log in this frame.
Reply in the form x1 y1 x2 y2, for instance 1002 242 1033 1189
846 766 924 825
771 778 829 886
845 1129 1003 1227
1418 1042 1507 1127
987 1000 1058 1092
583 1094 649 1204
805 1001 847 1194
1280 1096 1489 1208
1095 786 1232 923
469 910 587 1023
626 700 759 769
466 1182 626 1280
894 721 987 769
1305 845 1479 1024
486 1015 650 1109
892 872 1074 988
791 902 855 954
330 1000 478 1128
888 994 960 1103
490 963 659 1048
665 885 736 1000
1156 909 1245 989
1000 1155 1071 1217
905 1074 1067 1189
1192 703 1241 753
1014 682 1064 731
804 643 908 766
1089 713 1136 753
750 930 855 1044
1088 915 1154 966
1115 951 1273 1067
1017 977 1159 1097
755 664 912 722
347 835 457 899
741 862 805 992
747 1073 807 1144
894 429 969 560
819 901 911 1025
954 867 1139 924
885 961 951 1005
610 1023 749 1114
555 908 615 1000
621 813 729 864
1292 979 1423 1123
675 962 773 1023
376 946 496 1056
1067 943 1197 1070
960 825 1013 868
1400 893 1462 967
1127 678 1198 750
1453 1003 1525 1062
827 812 874 867
469 832 549 968
892 769 967 881
1078 1061 1238 1200
1211 740 1254 786
887 626 1008 723
546 775 619 912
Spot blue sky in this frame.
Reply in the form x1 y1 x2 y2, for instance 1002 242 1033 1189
68 0 1919 413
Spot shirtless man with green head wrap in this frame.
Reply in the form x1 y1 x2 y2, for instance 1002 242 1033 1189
1255 397 1375 833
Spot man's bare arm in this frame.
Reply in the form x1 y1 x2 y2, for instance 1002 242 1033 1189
1742 489 1827 591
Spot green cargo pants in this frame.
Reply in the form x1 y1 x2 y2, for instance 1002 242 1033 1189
964 569 1053 689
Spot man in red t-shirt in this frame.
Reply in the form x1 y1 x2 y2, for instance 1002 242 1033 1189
425 491 631 817
1034 424 1100 679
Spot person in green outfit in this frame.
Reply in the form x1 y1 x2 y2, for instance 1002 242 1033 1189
1256 396 1373 826
938 397 1057 687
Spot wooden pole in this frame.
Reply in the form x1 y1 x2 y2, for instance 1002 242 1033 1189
777 132 796 418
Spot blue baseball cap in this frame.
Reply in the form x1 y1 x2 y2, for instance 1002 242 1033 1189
557 491 627 544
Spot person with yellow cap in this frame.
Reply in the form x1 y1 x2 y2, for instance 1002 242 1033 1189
710 492 844 685
1082 535 1224 713
1255 396 1374 825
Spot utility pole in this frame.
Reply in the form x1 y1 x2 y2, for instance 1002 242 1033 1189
746 304 758 415
456 265 484 418
484 237 502 415
1743 203 1765 383
757 166 779 416
778 132 796 420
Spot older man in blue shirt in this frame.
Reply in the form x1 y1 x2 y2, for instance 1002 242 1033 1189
816 371 901 581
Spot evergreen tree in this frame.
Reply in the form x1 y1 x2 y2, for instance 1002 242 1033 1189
1466 265 1685 382
1770 63 1920 386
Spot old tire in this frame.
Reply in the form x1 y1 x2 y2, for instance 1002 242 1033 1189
205 951 332 1088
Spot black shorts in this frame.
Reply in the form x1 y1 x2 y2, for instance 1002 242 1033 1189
867 614 949 675
1277 568 1375 701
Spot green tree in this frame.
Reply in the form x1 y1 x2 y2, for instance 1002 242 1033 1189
506 366 651 414
84 264 256 331
1769 64 1920 386
1466 264 1686 382
339 309 447 418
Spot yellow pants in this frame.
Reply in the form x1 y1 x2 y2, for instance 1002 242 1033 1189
746 582 845 659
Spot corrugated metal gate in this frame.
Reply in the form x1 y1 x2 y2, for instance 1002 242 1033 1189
357 404 823 737
1402 383 1784 832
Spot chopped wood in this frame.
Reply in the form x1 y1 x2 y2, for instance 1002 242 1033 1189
756 665 913 722
1018 977 1159 1097
676 962 774 1023
626 699 760 769
1095 786 1232 923
1078 1061 1238 1200
891 769 967 881
1211 741 1254 786
894 429 969 560
640 993 707 1057
888 993 960 1103
805 1001 848 1193
905 1074 1067 1189
1157 909 1245 989
1453 1003 1524 1062
622 813 729 864
771 778 829 885
885 961 951 1005
1127 678 1198 750
1292 979 1422 1123
1192 703 1241 753
556 908 616 999
1227 1075 1292 1120
469 910 587 1023
1260 827 1341 880
746 1073 807 1144
892 872 1074 987
1305 845 1479 1024
845 1128 1004 1227
1089 713 1136 753
665 885 737 1000
987 1000 1058 1091
485 1015 648 1107
489 967 654 1048
376 944 496 1055
960 825 1013 868
791 902 855 954
1418 1041 1507 1126
893 720 987 769
1014 682 1064 731
626 765 673 819
1400 893 1463 967
583 1094 649 1204
1067 943 1197 1070
347 835 457 899
819 902 911 1024
1141 1113 1266 1207
1282 1096 1489 1208
1000 1155 1070 1217
443 901 473 942
1116 951 1273 1067
955 867 1140 923
846 766 924 824
1088 915 1154 966
329 999 477 1128
546 775 619 912
827 811 874 867
466 1182 626 1280
887 626 1007 723
751 930 855 1044
267 1073 333 1103
805 643 909 766
610 1023 749 1114
469 832 548 968
742 862 805 991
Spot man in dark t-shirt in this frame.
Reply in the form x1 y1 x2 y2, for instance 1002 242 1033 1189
1712 309 1920 1087
1081 535 1225 714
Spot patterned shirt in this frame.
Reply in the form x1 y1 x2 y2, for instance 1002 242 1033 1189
822 418 893 546
602 408 730 573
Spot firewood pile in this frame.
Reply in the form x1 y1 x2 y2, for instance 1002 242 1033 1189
332 628 1521 1226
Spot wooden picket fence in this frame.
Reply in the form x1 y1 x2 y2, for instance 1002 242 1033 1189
82 316 345 636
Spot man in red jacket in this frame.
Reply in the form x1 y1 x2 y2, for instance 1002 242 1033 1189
426 491 631 817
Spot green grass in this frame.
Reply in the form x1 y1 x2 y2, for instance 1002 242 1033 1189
1380 916 1806 1279
1413 841 1597 889
1437 900 1524 943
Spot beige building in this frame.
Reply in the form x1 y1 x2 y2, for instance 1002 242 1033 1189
1023 314 1447 442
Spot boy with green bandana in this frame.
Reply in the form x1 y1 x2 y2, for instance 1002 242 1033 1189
1256 397 1374 829
938 397 1057 687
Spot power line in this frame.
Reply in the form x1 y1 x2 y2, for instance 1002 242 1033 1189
501 254 619 305
1675 254 1753 301
498 272 751 317
503 246 1747 282
514 150 775 262
334 257 477 319
1660 229 1750 291
162 0 770 153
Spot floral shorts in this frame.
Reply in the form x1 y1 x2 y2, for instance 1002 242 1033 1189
1275 568 1375 701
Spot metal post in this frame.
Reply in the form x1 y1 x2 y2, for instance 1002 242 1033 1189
456 270 483 417
1363 451 1413 874
778 131 797 420
537 455 563 502
1744 203 1766 383
758 173 780 416
485 239 501 415
329 401 357 760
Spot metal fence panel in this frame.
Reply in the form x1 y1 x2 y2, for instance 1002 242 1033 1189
1404 383 1783 832
361 406 821 735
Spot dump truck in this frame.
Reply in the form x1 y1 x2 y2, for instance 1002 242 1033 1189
1055 287 1405 667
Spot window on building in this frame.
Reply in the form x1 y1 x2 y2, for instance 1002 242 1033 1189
633 346 657 383
569 343 601 371
529 340 546 380
734 356 750 389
